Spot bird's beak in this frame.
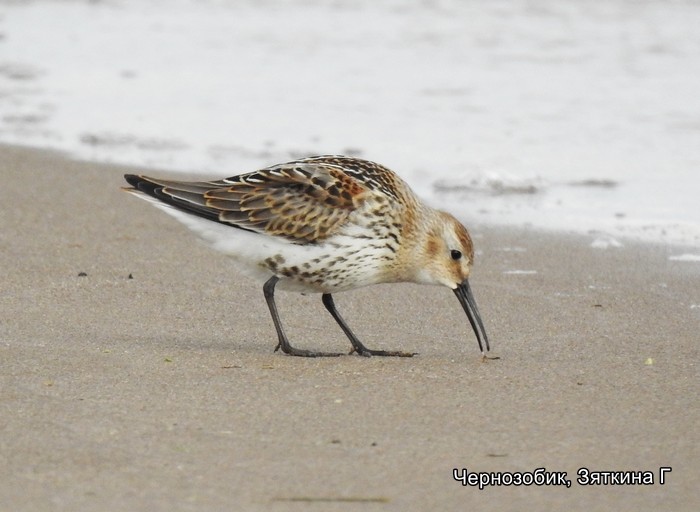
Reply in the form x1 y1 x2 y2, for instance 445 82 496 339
453 279 490 353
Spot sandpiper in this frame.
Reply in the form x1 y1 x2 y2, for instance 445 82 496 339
123 155 490 357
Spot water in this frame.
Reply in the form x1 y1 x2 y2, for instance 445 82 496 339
2 0 700 246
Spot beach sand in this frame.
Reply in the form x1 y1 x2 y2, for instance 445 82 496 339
1 144 698 511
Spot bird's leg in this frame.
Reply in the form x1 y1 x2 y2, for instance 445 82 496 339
321 293 416 357
263 276 343 357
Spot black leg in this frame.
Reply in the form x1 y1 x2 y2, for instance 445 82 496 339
321 293 416 357
263 276 343 357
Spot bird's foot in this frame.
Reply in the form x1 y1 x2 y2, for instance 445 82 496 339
349 347 417 357
275 342 343 357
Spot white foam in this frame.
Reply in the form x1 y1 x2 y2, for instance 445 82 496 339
669 254 700 262
591 237 624 249
2 0 700 246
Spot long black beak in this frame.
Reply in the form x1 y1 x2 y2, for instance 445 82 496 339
453 279 490 353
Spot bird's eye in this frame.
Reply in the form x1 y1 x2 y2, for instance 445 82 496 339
451 249 462 260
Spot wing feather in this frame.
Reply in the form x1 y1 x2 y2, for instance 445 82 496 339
125 158 379 243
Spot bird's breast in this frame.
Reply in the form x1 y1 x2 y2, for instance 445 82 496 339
261 217 402 294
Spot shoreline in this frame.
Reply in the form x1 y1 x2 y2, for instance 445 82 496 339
1 143 698 511
9 140 700 251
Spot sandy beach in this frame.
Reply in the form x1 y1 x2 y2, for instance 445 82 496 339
1 144 698 511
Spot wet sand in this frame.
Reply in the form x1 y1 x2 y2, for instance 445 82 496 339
1 144 698 511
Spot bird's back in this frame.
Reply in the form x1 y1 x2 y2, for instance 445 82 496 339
124 155 417 244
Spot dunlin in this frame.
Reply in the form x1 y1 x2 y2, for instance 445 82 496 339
124 155 490 357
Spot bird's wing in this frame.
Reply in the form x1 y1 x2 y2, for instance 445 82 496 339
287 155 405 202
124 157 389 243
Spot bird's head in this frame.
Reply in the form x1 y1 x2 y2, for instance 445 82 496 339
416 211 490 354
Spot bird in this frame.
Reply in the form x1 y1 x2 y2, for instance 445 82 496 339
123 155 490 358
